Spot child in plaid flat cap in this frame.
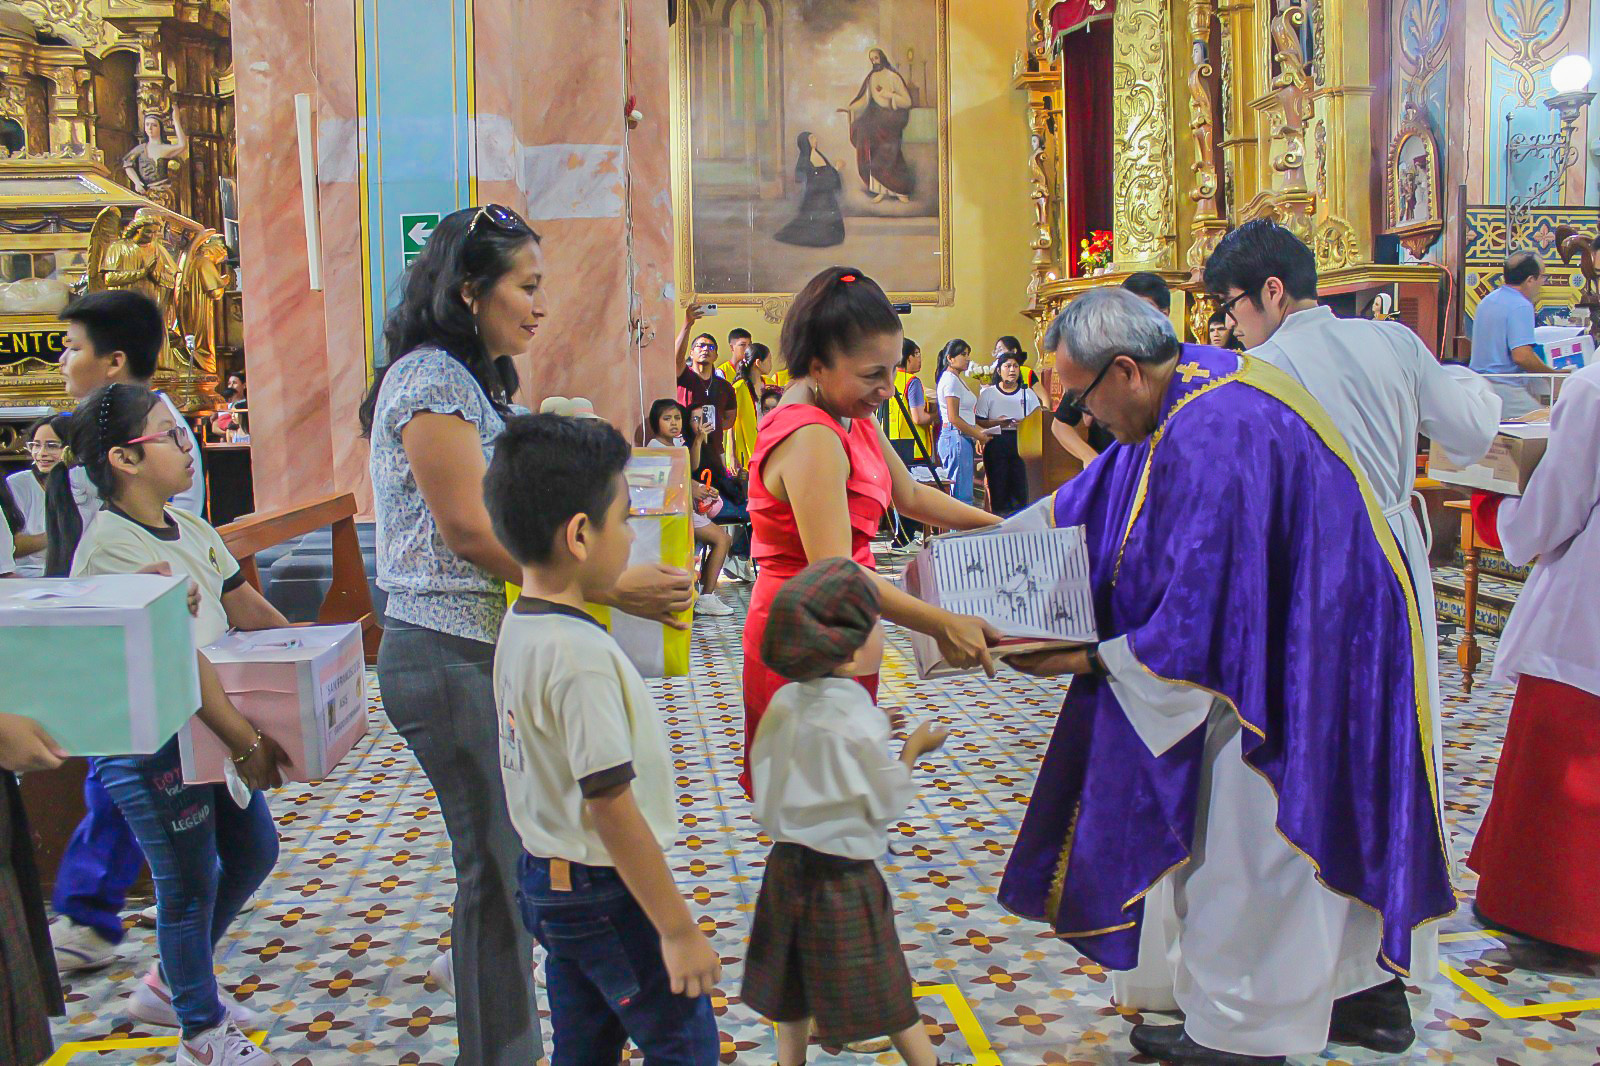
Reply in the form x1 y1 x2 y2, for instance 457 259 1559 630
743 557 953 1066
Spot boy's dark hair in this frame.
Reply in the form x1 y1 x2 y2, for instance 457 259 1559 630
779 266 901 380
900 337 920 366
59 290 166 382
1207 309 1230 328
647 397 690 440
1120 272 1172 313
46 383 160 575
728 327 752 343
1504 251 1543 286
484 414 632 565
1203 218 1319 304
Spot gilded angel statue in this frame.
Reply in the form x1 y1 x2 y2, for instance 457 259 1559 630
176 231 233 375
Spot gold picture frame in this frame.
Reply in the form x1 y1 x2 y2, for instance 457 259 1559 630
1385 102 1443 260
671 0 954 316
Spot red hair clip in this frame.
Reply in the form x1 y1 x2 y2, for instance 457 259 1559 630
838 273 858 283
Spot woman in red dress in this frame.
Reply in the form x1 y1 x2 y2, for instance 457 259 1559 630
741 266 1002 796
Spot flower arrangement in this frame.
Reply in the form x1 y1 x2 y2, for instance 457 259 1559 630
1078 229 1114 275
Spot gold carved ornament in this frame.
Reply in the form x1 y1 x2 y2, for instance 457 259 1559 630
1112 0 1175 268
1268 0 1313 190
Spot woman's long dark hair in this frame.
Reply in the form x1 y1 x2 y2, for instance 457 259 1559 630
736 342 769 403
358 206 540 437
648 398 690 441
45 384 160 576
936 338 971 382
0 478 21 537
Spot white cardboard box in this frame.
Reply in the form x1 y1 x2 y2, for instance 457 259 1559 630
0 575 200 755
1427 422 1550 496
180 624 368 784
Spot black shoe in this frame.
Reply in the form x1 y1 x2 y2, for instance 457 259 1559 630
1129 1024 1286 1066
1328 977 1416 1053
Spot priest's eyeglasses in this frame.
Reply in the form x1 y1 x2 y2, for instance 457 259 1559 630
1059 357 1116 417
468 203 533 239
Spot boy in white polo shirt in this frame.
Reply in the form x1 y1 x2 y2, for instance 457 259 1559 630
485 413 721 1065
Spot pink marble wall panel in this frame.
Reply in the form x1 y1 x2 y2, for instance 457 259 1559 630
233 0 336 512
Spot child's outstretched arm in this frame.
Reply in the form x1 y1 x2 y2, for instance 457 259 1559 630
195 650 288 791
587 781 722 998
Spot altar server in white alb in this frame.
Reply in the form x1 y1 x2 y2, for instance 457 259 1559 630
1207 216 1500 809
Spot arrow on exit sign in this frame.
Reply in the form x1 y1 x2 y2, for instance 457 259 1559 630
400 212 441 265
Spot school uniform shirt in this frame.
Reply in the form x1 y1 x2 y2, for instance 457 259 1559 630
494 598 676 868
6 467 100 576
750 677 916 861
975 382 1043 425
70 504 243 645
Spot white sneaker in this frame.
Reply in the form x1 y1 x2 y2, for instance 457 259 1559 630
51 918 119 973
126 967 262 1031
695 593 735 617
428 949 455 996
137 904 159 928
532 942 547 988
177 1019 280 1066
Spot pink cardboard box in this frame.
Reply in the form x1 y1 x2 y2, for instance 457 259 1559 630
180 624 368 784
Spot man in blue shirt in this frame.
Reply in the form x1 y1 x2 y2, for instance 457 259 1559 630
1471 252 1553 416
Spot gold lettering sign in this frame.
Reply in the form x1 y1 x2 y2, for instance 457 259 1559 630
0 328 67 361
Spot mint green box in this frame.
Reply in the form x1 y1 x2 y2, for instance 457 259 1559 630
0 575 202 755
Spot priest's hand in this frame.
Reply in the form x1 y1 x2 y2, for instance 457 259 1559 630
935 613 1000 677
1004 647 1093 677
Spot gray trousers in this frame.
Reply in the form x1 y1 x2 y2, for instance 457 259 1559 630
378 617 541 1065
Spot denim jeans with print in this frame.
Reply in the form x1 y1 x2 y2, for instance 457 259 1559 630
94 736 279 1038
518 853 719 1066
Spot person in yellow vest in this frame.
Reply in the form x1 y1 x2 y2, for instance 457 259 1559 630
885 338 937 549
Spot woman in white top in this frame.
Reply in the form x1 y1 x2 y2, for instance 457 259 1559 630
974 351 1049 515
934 339 995 505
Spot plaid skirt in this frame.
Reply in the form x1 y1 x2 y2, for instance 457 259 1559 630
741 842 919 1045
1 773 58 1065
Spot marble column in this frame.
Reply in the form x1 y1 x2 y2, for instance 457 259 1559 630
233 0 675 514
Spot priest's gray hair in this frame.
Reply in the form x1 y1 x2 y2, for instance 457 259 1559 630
1043 287 1181 372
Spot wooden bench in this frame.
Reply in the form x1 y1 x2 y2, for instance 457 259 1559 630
217 491 382 664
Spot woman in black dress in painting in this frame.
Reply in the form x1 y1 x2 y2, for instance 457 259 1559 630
775 131 845 247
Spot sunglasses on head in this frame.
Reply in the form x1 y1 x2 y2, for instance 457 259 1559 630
468 204 532 239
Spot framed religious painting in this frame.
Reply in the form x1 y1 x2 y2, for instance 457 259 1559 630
1385 102 1443 259
672 0 953 315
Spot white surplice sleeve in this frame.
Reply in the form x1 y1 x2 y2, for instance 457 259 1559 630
1100 636 1216 756
1414 346 1502 465
1499 373 1600 567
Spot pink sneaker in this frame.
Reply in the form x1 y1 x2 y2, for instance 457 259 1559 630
125 967 262 1031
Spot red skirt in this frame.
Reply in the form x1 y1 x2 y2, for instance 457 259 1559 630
1467 675 1600 953
741 571 877 798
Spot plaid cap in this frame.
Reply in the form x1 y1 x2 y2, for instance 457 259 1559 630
761 557 881 683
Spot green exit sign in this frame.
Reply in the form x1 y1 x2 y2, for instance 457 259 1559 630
400 212 440 265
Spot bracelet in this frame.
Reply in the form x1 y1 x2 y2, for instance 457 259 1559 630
230 730 263 765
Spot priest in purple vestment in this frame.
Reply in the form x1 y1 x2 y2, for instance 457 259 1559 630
998 288 1452 1066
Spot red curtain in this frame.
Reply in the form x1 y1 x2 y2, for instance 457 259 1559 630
1050 0 1116 37
1060 25 1114 277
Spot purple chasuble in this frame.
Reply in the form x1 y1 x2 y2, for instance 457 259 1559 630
998 344 1452 976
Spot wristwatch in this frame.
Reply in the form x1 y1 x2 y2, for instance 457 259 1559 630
1083 642 1109 678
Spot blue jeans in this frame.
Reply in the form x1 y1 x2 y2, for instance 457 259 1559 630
94 737 279 1038
518 854 718 1066
937 428 976 505
52 773 146 944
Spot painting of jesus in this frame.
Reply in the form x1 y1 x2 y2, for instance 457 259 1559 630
674 0 950 304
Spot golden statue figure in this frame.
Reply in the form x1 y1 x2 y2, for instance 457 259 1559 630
123 110 189 210
88 207 187 373
176 231 233 375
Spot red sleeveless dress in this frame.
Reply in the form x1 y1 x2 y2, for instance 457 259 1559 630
741 404 893 797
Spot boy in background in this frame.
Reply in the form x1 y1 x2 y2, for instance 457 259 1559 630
486 414 721 1064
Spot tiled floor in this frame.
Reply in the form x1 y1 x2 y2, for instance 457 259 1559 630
48 563 1593 1066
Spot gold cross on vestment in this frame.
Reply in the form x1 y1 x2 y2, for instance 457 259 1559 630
1176 361 1212 384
